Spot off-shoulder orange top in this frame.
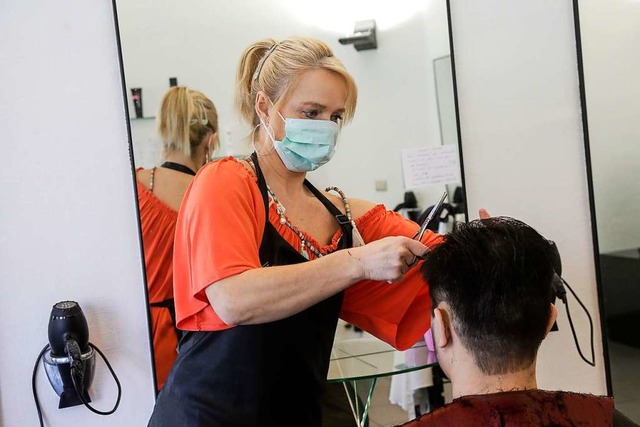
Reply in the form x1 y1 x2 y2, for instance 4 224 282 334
173 157 442 350
136 175 179 391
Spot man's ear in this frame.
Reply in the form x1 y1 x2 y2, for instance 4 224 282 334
433 307 451 348
544 303 558 337
255 91 271 124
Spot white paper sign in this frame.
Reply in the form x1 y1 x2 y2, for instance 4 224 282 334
401 145 461 188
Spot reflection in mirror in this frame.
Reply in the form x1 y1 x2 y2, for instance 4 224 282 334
116 0 460 419
134 86 219 392
580 0 640 422
433 56 458 149
433 55 466 221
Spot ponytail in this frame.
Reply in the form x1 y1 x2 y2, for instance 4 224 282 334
158 86 219 159
235 38 277 127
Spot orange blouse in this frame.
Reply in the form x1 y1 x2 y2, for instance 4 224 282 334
136 175 179 390
173 157 442 350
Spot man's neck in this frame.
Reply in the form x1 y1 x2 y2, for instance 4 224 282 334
451 364 537 399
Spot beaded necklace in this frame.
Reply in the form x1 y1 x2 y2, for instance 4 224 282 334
326 186 366 247
265 183 323 260
246 155 363 259
326 186 352 221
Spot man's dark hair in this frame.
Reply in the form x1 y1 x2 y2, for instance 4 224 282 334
421 217 555 375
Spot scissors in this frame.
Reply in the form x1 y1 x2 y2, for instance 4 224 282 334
406 191 448 268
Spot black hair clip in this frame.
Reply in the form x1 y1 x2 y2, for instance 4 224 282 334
253 43 279 82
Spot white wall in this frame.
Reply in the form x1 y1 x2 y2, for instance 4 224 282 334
116 0 455 211
579 0 640 254
0 1 156 425
451 0 608 394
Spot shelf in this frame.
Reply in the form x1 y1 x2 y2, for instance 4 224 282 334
130 116 156 121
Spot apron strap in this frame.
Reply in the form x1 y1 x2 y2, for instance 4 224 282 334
251 152 270 223
161 161 197 176
149 298 180 339
303 180 354 248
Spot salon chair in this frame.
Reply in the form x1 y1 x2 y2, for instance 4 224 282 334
415 187 465 232
416 202 465 235
393 191 420 222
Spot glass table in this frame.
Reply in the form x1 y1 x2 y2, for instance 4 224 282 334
328 335 438 427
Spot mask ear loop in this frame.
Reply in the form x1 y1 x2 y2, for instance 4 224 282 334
253 102 278 156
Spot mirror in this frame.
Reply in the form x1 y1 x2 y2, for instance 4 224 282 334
115 0 461 402
579 0 640 422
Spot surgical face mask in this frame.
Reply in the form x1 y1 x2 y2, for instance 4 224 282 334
264 112 340 172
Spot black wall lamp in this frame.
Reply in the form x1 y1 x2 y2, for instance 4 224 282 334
339 19 377 51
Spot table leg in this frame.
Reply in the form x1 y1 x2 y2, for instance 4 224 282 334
360 377 377 427
341 381 359 426
342 379 377 427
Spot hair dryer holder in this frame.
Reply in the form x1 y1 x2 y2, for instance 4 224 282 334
43 345 96 408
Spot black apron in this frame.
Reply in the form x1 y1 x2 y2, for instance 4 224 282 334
149 153 354 427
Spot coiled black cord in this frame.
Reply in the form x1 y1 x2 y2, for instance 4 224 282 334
32 342 122 426
32 344 50 427
70 343 122 415
559 276 596 367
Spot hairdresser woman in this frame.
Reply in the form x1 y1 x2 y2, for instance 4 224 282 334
149 37 440 427
136 86 218 390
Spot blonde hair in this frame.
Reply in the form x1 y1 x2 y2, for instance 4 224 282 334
157 86 219 159
235 37 358 127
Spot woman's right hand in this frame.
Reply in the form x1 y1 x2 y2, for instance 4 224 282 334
347 236 428 283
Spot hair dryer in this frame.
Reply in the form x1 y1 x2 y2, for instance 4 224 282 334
42 301 96 408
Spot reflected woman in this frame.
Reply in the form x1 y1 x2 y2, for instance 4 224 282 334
149 37 440 426
135 86 218 391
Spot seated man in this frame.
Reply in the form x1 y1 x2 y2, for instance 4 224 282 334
401 217 613 426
